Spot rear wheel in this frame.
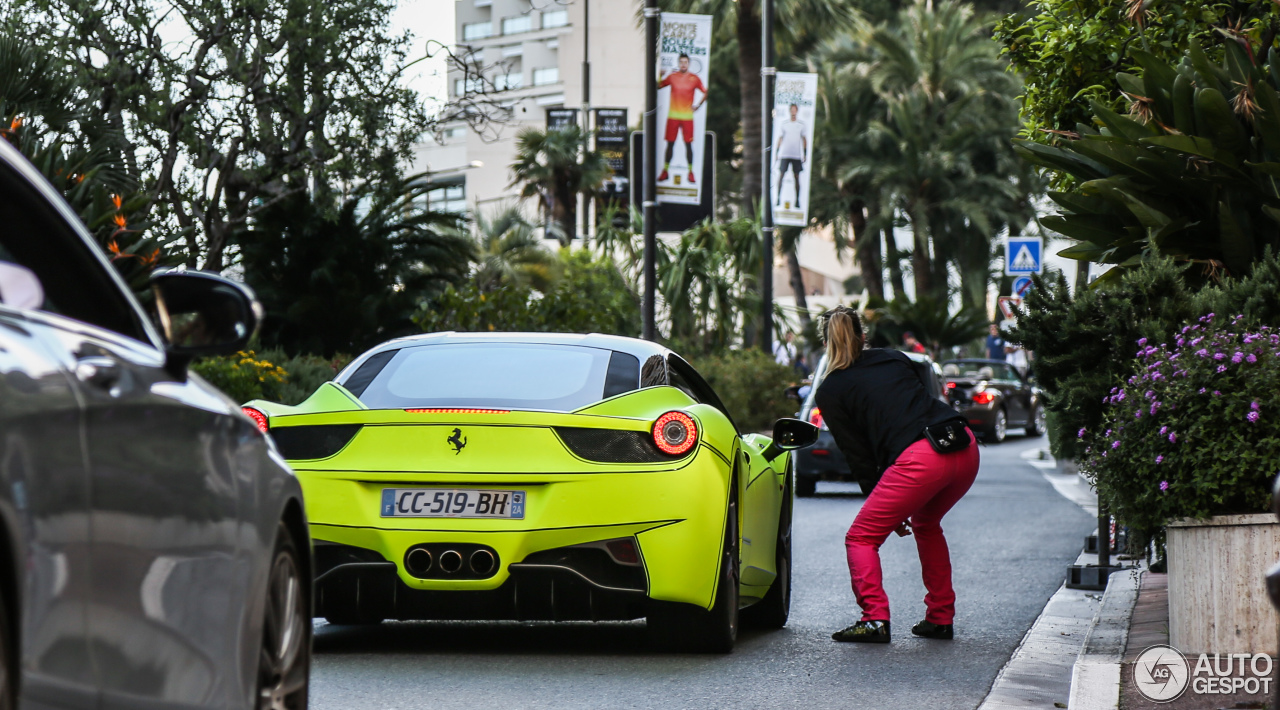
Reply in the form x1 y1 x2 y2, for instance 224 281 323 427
648 491 739 653
258 523 310 710
985 409 1008 443
743 476 791 629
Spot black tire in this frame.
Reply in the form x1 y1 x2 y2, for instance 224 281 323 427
648 491 739 653
1025 404 1046 437
743 475 791 629
257 522 311 710
0 575 13 710
796 474 817 498
985 408 1008 443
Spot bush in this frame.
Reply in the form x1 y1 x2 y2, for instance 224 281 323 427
190 349 353 405
689 349 802 433
1083 314 1280 534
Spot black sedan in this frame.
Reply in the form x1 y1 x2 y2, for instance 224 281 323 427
942 359 1045 443
0 139 310 708
793 351 948 497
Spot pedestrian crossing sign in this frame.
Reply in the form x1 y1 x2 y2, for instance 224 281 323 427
1005 236 1043 275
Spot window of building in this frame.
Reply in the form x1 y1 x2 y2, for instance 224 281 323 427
495 73 523 91
453 77 483 96
541 10 568 28
427 182 466 215
532 67 559 86
462 22 492 41
501 15 532 35
445 126 466 140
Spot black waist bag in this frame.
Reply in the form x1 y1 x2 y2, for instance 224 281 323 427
923 420 971 454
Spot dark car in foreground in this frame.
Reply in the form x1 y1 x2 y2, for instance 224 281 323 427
793 351 947 497
942 359 1044 443
0 138 310 709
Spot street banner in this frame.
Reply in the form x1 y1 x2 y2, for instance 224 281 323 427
656 12 712 206
1005 235 1044 275
771 72 817 227
546 108 579 132
596 108 630 209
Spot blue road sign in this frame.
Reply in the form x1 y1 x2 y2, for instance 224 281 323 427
1013 276 1034 297
1006 236 1043 275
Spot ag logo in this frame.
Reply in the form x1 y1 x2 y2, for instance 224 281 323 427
447 428 467 455
1134 644 1189 702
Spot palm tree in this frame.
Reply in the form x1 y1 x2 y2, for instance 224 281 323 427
509 125 610 247
471 205 558 293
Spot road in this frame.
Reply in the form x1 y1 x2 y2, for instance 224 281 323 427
309 434 1094 710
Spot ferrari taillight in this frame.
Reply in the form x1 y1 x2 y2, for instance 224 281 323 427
653 411 698 456
808 407 825 429
242 406 269 433
972 391 996 405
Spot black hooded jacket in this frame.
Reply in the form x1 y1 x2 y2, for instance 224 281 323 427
815 348 965 487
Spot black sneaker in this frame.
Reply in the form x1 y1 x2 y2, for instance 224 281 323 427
911 620 953 640
831 620 890 643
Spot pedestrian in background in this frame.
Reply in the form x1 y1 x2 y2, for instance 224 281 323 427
815 306 981 644
901 331 926 354
985 324 1005 361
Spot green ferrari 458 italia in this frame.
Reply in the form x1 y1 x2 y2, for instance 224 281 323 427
242 332 817 652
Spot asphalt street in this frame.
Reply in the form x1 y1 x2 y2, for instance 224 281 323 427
309 434 1095 710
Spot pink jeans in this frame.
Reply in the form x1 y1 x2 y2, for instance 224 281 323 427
845 430 979 624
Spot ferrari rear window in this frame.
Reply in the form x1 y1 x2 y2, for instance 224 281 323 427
351 343 640 411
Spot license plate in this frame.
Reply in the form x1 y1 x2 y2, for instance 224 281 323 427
380 488 525 519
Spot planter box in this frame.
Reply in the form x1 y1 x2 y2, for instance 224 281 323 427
1168 513 1280 655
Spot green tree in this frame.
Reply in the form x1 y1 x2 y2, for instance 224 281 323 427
472 205 558 293
236 177 473 356
872 295 990 358
509 125 610 247
4 0 432 270
995 0 1280 142
1015 41 1280 285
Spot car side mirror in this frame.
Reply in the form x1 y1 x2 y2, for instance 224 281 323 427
762 417 820 460
150 269 261 377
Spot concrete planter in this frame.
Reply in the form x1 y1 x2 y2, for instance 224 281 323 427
1167 513 1280 654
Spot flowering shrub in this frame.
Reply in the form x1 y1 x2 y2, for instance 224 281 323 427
1081 314 1280 534
190 351 288 405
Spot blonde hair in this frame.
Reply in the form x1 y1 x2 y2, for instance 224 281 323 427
823 306 864 375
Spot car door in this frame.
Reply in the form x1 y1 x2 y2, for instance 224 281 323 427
993 364 1029 424
0 151 243 709
0 291 98 709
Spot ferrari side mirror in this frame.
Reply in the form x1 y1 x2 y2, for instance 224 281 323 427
762 418 820 460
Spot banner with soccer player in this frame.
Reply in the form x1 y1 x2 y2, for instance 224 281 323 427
656 12 711 206
771 72 817 227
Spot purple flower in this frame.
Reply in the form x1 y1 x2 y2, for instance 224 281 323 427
1138 337 1148 346
1248 411 1261 423
1135 410 1143 419
1232 352 1244 363
1145 390 1154 399
1150 402 1160 414
1196 349 1209 357
1156 456 1164 465
1192 337 1204 346
1199 388 1207 394
1169 432 1178 443
1177 337 1186 347
1078 428 1086 438
1160 480 1169 490
1217 365 1228 373
1117 391 1126 401
1160 426 1168 435
1247 354 1258 363
1111 441 1120 449
1104 429 1112 437
1253 401 1261 410
1213 390 1222 396
1214 352 1226 361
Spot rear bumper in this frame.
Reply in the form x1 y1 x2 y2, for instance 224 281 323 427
957 405 998 431
298 449 731 612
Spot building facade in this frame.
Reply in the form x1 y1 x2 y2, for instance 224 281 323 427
413 0 645 225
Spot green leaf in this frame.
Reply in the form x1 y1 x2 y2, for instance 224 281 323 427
1042 214 1129 244
1193 87 1248 158
1172 73 1196 135
1218 200 1255 275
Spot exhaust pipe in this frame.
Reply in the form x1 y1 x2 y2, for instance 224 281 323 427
406 548 433 576
469 549 496 576
439 549 463 574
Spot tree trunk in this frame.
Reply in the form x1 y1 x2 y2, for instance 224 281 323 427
885 223 905 300
907 203 931 300
849 201 883 301
737 0 762 212
786 242 810 331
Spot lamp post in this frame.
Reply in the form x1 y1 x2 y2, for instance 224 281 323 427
642 0 659 341
759 0 776 354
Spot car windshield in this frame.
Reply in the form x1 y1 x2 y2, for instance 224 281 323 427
351 343 640 411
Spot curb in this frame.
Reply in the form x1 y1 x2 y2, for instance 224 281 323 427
1068 569 1142 710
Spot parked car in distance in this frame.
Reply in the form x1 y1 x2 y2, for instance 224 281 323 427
942 359 1045 443
792 351 947 497
0 138 311 709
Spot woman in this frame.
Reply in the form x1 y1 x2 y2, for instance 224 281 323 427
815 306 980 644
